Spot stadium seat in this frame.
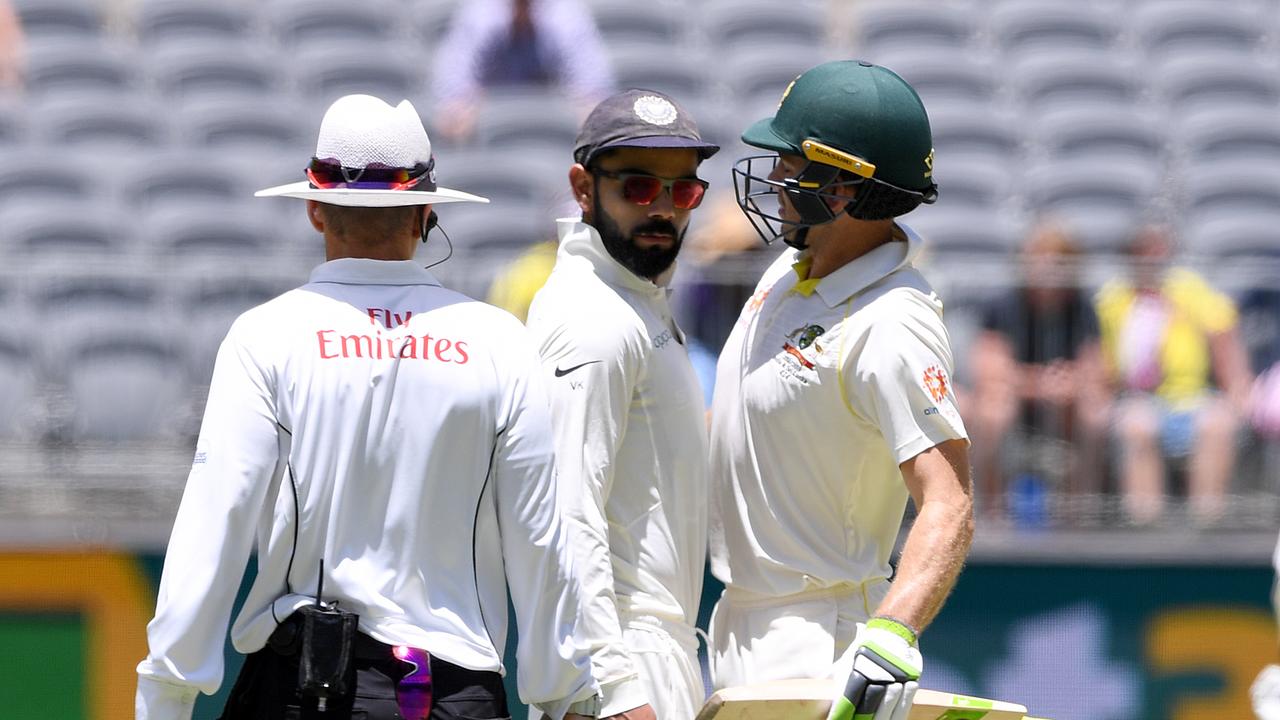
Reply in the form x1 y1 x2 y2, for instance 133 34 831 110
1029 104 1165 163
410 0 462 46
1184 213 1280 261
293 46 425 112
148 40 285 105
593 0 687 46
1176 106 1280 166
139 200 276 259
135 0 255 50
472 90 579 151
0 200 130 257
720 42 830 112
1024 156 1163 251
905 205 1024 256
438 203 552 252
0 99 28 145
23 39 141 101
930 152 1018 211
0 321 39 439
1153 53 1280 113
433 147 564 207
1010 50 1143 113
608 43 708 100
12 0 103 42
1134 2 1269 61
701 0 827 52
851 1 976 56
0 148 101 213
32 96 169 152
181 269 298 383
879 53 998 108
175 97 313 156
116 152 250 213
265 0 401 51
1182 161 1280 222
988 1 1119 59
930 108 1022 163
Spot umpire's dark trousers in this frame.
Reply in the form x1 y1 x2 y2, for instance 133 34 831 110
219 619 510 720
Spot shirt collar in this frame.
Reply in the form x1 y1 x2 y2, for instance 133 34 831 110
789 223 924 307
308 258 443 287
556 217 675 294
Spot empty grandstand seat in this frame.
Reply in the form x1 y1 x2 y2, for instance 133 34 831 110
930 153 1017 210
0 149 101 212
438 203 550 253
721 43 829 112
116 153 249 213
1183 161 1280 222
1153 54 1280 112
702 0 827 51
411 0 461 45
135 0 255 49
148 40 285 104
432 147 564 207
140 200 276 259
594 0 686 46
472 90 579 151
176 97 312 155
23 38 141 101
988 1 1119 59
1030 104 1165 162
1011 50 1143 113
0 99 28 145
32 96 169 152
852 1 975 55
294 46 424 111
1176 106 1280 166
905 205 1024 256
1024 157 1163 251
181 269 297 383
1134 2 1269 61
13 0 103 42
265 0 401 51
1184 213 1280 261
930 108 1022 162
608 43 708 100
0 200 130 256
0 319 39 439
877 53 998 107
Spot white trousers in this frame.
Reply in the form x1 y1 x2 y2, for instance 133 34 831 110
707 581 889 691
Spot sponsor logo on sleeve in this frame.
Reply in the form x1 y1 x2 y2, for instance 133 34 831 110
923 365 949 403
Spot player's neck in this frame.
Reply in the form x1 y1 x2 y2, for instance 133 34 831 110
803 218 895 279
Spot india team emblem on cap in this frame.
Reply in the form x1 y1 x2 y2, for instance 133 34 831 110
633 95 678 126
923 365 949 402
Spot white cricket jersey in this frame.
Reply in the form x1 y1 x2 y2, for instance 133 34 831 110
709 225 967 598
136 259 596 720
526 219 709 716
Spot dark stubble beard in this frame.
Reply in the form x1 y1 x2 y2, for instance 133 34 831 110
591 194 685 281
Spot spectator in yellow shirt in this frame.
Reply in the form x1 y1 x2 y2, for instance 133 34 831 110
1095 225 1252 526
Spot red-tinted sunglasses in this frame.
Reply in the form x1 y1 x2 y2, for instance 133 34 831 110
593 168 709 209
306 157 437 191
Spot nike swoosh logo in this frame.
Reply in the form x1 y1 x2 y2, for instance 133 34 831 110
554 360 600 377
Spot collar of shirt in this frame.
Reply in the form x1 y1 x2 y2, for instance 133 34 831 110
308 258 443 287
555 217 675 297
790 223 924 307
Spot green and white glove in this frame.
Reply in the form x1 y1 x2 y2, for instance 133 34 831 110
828 618 922 720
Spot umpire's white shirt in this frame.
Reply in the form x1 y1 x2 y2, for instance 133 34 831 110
709 225 968 598
136 259 596 720
527 219 709 716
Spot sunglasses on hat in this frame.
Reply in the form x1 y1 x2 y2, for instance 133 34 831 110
306 157 437 192
592 168 708 210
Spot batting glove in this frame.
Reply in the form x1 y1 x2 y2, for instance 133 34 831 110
828 618 922 720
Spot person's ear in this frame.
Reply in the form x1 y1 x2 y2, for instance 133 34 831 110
569 164 593 215
306 200 325 232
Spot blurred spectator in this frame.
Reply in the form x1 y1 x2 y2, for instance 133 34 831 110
431 0 614 143
968 220 1109 521
1240 287 1280 443
0 0 24 91
486 237 558 323
1095 225 1252 526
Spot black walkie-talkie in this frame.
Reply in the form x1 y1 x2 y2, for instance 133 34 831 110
297 558 359 713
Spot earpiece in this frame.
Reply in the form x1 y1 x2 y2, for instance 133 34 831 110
421 209 438 243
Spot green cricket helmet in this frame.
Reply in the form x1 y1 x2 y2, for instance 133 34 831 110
733 60 939 248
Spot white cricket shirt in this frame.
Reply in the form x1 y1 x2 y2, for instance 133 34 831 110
527 219 709 716
709 225 968 598
136 259 596 720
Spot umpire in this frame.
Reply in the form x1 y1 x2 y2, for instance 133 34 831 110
136 95 601 720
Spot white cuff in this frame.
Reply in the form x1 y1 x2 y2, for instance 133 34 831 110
599 675 649 717
135 675 199 720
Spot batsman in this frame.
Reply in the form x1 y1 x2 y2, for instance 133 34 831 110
707 60 974 720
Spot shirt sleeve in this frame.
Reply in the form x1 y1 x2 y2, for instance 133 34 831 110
136 320 285 720
491 330 600 719
843 312 969 465
535 311 649 716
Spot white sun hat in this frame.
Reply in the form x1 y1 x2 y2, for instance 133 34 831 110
255 94 489 207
